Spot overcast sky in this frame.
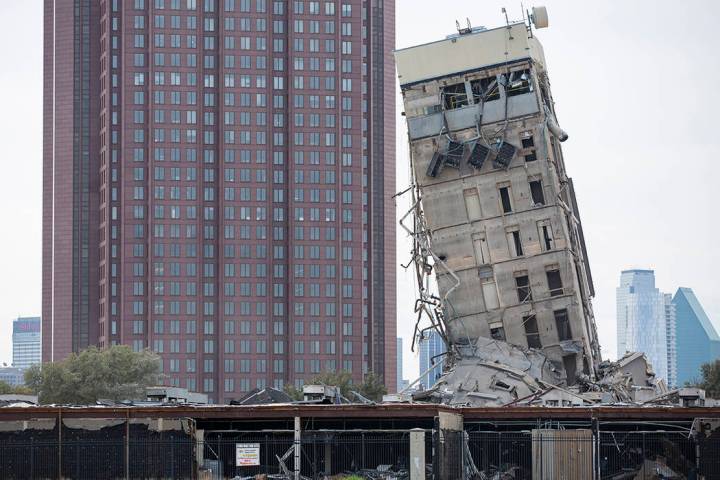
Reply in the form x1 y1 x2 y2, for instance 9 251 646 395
1 1 718 382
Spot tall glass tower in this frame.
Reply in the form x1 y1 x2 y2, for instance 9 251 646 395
616 270 676 386
673 288 720 386
418 330 445 389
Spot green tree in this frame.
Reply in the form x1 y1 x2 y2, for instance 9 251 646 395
688 359 720 398
25 345 161 404
284 370 387 402
0 380 32 395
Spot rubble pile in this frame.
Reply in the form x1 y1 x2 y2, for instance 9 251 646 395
410 339 675 407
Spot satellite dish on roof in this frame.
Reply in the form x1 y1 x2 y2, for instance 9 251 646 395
531 6 549 28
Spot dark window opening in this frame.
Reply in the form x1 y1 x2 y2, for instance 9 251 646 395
529 180 545 206
515 274 532 303
554 308 572 341
490 326 506 341
521 136 535 148
512 231 523 256
471 76 500 102
524 152 537 163
505 69 532 97
582 357 590 376
442 82 469 109
547 269 563 296
563 354 577 386
541 225 553 251
523 315 541 349
499 186 512 213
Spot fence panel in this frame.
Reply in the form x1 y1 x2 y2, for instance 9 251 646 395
466 432 533 479
599 431 698 479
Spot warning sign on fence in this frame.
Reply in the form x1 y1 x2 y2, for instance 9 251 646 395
235 443 260 466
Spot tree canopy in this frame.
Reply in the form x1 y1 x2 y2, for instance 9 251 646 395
25 345 161 405
285 370 387 402
688 359 720 398
0 380 32 396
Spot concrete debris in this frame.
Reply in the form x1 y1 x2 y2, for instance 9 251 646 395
230 387 293 406
0 395 38 406
413 337 558 406
349 466 410 480
632 457 683 480
578 352 667 404
410 338 674 407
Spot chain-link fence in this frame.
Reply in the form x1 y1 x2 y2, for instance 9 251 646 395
0 426 717 479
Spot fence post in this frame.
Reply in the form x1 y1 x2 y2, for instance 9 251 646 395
410 428 426 480
125 410 130 480
57 409 62 480
437 411 463 480
323 438 332 476
294 416 301 480
195 429 204 478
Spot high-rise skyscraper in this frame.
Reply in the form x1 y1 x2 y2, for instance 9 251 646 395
43 0 396 402
418 330 444 389
12 317 42 370
664 293 677 388
672 288 720 387
616 270 676 386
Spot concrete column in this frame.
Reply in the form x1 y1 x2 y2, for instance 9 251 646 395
438 411 463 480
410 429 426 480
195 429 204 475
294 416 301 480
324 440 332 475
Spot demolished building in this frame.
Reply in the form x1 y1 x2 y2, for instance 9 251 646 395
395 9 664 406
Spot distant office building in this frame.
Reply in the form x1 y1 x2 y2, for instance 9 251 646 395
418 330 445 389
12 317 41 370
672 288 720 386
396 338 403 392
0 367 26 387
664 293 677 388
616 270 676 386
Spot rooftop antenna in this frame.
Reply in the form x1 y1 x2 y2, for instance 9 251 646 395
502 7 510 25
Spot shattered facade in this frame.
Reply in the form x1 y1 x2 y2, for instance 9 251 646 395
396 14 605 403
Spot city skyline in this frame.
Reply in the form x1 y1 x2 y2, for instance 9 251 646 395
3 1 720 384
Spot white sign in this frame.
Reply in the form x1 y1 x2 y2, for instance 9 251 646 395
236 443 260 466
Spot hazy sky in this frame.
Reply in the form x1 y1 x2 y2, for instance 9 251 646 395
1 1 718 381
